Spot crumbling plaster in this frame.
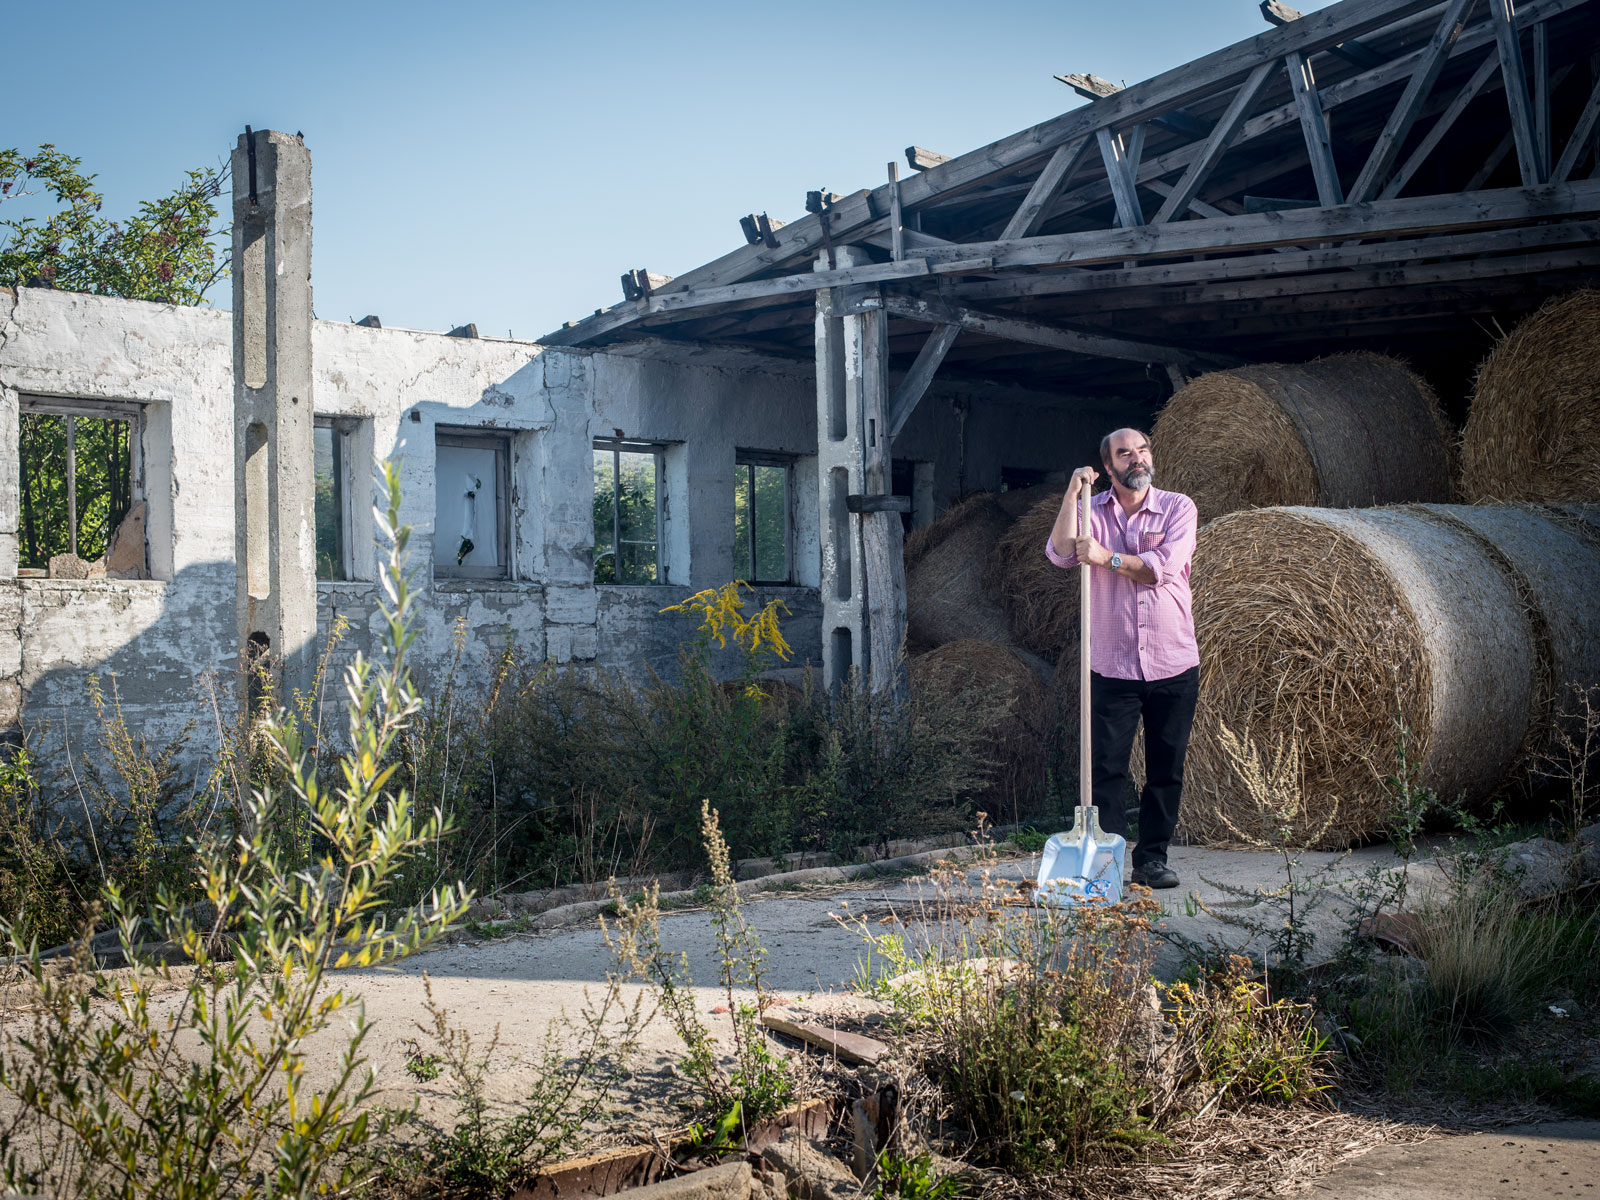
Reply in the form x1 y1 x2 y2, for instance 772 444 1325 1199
0 283 1131 777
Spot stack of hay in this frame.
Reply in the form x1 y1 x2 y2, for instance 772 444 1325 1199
1180 503 1600 848
902 321 1600 848
1150 352 1455 522
1460 289 1600 504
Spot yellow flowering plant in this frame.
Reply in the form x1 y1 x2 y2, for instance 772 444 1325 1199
661 581 792 669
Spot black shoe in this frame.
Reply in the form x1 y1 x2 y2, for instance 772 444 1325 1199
1131 861 1179 889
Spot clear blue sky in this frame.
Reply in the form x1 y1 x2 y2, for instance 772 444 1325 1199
10 0 1335 340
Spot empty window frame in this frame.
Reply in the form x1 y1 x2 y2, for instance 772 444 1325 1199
434 430 511 579
593 439 665 584
733 452 793 584
313 418 357 581
17 396 143 574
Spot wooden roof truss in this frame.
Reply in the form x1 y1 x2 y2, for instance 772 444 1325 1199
543 0 1600 400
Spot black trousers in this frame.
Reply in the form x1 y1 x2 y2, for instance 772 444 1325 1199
1089 666 1199 868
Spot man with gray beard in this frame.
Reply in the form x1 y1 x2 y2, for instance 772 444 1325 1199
1044 428 1200 888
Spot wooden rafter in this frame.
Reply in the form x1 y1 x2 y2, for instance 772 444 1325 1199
1000 138 1093 239
948 218 1600 301
880 294 1243 369
542 0 1448 344
1554 71 1600 180
887 324 961 438
1491 0 1550 184
1097 129 1146 227
1347 0 1478 202
1381 50 1502 197
1153 62 1275 222
1287 50 1346 205
1013 0 1585 231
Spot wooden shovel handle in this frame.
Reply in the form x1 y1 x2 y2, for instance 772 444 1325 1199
1079 488 1092 811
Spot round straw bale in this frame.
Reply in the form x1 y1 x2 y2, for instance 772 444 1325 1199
1178 503 1600 849
1462 290 1600 504
904 493 1015 649
909 639 1048 820
1152 353 1453 522
985 490 1080 657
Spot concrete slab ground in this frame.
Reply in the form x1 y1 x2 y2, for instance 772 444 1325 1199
1308 1121 1600 1199
324 841 1405 1126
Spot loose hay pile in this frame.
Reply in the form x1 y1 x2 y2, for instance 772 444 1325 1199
986 490 1079 659
1461 289 1600 504
1152 353 1453 522
909 639 1048 818
905 493 1015 650
1181 503 1600 848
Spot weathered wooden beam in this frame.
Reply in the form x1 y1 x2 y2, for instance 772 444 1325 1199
1553 73 1600 182
1097 128 1146 227
1347 0 1477 203
1382 50 1501 197
887 324 961 440
964 244 1600 315
1037 0 1584 229
540 0 1445 344
1535 20 1552 178
888 163 905 261
1154 61 1275 222
1054 73 1211 138
905 146 950 171
1287 51 1345 205
917 179 1600 273
881 294 1242 368
857 225 957 254
1261 0 1387 70
1146 179 1244 218
947 215 1600 302
1490 0 1547 185
1001 138 1093 239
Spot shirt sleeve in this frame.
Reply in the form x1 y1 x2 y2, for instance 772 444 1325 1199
1045 536 1078 569
1135 495 1198 586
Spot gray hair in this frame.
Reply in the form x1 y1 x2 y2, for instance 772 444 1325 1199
1100 427 1151 467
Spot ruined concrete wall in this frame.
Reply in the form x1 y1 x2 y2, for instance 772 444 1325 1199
0 287 1119 783
0 289 237 755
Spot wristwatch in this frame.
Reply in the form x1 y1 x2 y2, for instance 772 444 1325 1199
1109 553 1123 571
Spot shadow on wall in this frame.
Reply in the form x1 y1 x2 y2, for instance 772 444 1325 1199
15 559 239 792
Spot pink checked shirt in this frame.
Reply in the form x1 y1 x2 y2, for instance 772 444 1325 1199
1045 486 1200 682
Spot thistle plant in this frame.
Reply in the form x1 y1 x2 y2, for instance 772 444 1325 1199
0 460 470 1198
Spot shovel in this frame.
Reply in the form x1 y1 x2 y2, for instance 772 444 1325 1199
1036 485 1126 905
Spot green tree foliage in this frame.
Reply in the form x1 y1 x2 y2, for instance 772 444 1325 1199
0 143 228 304
17 413 133 568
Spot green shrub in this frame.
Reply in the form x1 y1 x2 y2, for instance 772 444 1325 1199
0 461 469 1198
605 799 793 1127
847 869 1164 1172
1167 970 1330 1107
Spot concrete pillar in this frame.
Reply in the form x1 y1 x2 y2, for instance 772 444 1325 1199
231 129 317 706
813 248 906 693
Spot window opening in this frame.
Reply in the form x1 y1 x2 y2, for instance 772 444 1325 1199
435 431 511 578
18 397 142 575
734 452 793 584
593 438 665 584
314 419 352 581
